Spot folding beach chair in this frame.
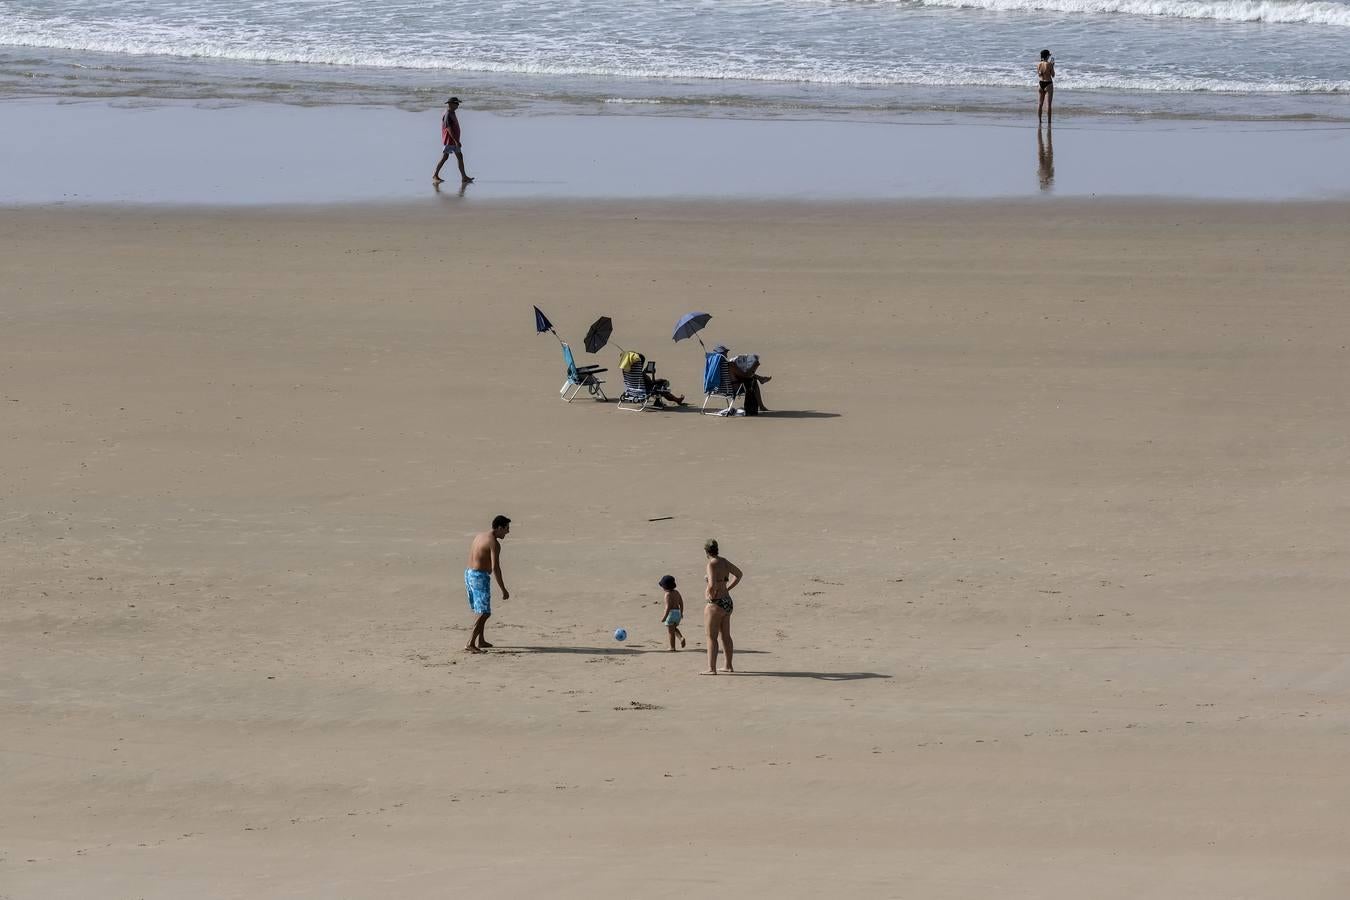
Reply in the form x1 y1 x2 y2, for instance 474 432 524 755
701 351 744 415
560 342 607 402
616 355 661 412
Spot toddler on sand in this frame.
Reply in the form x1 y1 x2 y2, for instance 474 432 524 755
659 575 686 651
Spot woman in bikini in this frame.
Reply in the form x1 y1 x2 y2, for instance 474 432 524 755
702 538 743 675
1037 50 1055 124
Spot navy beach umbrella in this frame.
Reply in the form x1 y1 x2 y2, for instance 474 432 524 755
672 312 713 350
534 305 563 344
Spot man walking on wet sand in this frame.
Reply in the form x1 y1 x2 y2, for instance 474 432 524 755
464 515 510 652
434 96 474 185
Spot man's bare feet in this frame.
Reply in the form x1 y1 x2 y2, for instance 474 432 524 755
464 644 483 653
476 640 494 649
462 176 475 184
699 670 717 675
432 175 444 183
720 667 735 674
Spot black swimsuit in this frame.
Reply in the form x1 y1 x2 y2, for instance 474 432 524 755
709 596 733 614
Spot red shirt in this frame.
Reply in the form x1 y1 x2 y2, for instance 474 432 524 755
441 109 461 146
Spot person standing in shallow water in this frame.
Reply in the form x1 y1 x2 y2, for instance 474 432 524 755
1037 50 1056 124
434 97 474 185
701 539 742 675
464 515 509 653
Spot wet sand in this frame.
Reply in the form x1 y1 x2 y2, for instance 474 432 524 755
6 99 1350 204
3 200 1350 898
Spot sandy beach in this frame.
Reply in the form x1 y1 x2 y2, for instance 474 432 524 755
3 198 1349 897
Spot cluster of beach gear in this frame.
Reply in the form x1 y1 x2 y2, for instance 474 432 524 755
534 306 756 416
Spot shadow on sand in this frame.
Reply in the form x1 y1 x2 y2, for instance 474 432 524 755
604 404 838 420
729 670 890 681
498 645 650 656
671 408 841 419
499 645 772 656
763 410 840 419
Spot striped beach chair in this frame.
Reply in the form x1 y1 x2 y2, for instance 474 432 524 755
560 342 607 402
616 357 660 412
701 352 744 415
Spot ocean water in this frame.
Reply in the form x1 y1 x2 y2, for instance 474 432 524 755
2 0 1348 121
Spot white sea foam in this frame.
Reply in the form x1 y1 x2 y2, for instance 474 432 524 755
911 0 1350 26
3 0 1348 117
5 19 1345 96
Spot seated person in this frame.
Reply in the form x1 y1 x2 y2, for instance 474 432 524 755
621 350 685 406
712 345 772 385
713 345 771 410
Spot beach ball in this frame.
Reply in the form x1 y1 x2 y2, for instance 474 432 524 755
613 628 628 642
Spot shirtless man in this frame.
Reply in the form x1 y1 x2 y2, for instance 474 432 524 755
1037 50 1056 124
702 538 743 675
463 515 510 653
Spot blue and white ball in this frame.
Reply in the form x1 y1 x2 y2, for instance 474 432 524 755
613 628 628 642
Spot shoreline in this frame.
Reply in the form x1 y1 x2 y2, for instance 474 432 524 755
10 195 1350 219
8 42 1350 125
6 98 1350 206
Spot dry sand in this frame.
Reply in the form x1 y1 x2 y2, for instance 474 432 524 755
3 201 1349 898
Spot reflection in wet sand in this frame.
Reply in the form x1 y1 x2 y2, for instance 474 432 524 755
1037 126 1055 193
434 180 470 200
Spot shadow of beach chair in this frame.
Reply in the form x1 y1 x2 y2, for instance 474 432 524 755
701 351 744 415
616 358 661 412
560 342 607 402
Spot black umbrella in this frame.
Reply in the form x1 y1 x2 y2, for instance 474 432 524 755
584 316 615 354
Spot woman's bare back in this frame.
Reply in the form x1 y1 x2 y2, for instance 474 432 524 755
705 555 742 600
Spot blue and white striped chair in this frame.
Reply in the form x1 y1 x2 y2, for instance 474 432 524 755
616 358 661 412
701 352 744 415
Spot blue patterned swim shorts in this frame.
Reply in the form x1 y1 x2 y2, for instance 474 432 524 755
663 609 682 627
465 569 492 615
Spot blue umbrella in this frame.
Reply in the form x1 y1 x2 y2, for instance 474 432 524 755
534 305 561 343
672 312 713 350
